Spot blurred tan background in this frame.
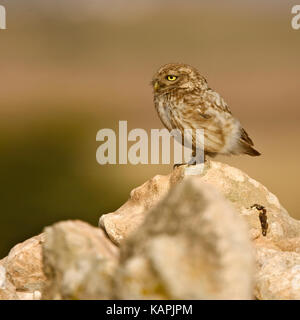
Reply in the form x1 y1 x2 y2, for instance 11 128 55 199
0 0 299 258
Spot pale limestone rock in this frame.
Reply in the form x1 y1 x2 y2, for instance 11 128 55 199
114 179 254 300
42 220 119 300
0 261 18 300
4 234 46 292
100 161 300 246
16 291 37 300
254 238 300 300
100 161 300 300
0 234 46 300
99 174 174 245
1 161 299 300
0 262 7 290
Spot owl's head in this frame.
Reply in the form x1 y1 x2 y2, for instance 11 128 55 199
152 63 208 95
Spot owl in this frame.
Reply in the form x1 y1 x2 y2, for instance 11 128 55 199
151 63 260 165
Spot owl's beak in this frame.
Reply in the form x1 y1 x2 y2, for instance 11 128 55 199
154 81 160 91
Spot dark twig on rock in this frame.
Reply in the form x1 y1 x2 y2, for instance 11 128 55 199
251 204 268 237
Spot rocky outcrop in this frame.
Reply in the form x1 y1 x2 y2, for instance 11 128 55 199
100 161 299 245
254 238 300 299
99 161 300 300
42 220 119 300
99 174 175 246
114 179 254 299
0 161 300 300
0 234 46 300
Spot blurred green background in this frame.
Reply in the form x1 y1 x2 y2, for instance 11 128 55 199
0 0 299 258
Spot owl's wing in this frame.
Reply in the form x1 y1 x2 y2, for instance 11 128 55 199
181 89 242 153
184 89 232 116
201 90 254 146
180 91 230 152
205 89 233 114
181 89 260 155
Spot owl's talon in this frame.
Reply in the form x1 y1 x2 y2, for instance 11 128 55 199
173 163 186 169
187 159 197 166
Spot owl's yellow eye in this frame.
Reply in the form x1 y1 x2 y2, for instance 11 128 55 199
166 75 178 81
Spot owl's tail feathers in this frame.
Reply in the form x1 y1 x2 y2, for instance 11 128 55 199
238 128 261 156
240 140 261 157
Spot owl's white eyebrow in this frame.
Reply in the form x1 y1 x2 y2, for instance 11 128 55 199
178 68 191 73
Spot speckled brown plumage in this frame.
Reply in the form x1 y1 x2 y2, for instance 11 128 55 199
152 63 260 163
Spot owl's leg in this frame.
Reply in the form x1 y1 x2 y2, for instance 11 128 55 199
173 150 198 168
173 149 207 169
187 158 196 166
173 163 186 169
187 149 206 166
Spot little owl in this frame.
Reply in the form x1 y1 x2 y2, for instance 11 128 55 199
152 63 260 165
